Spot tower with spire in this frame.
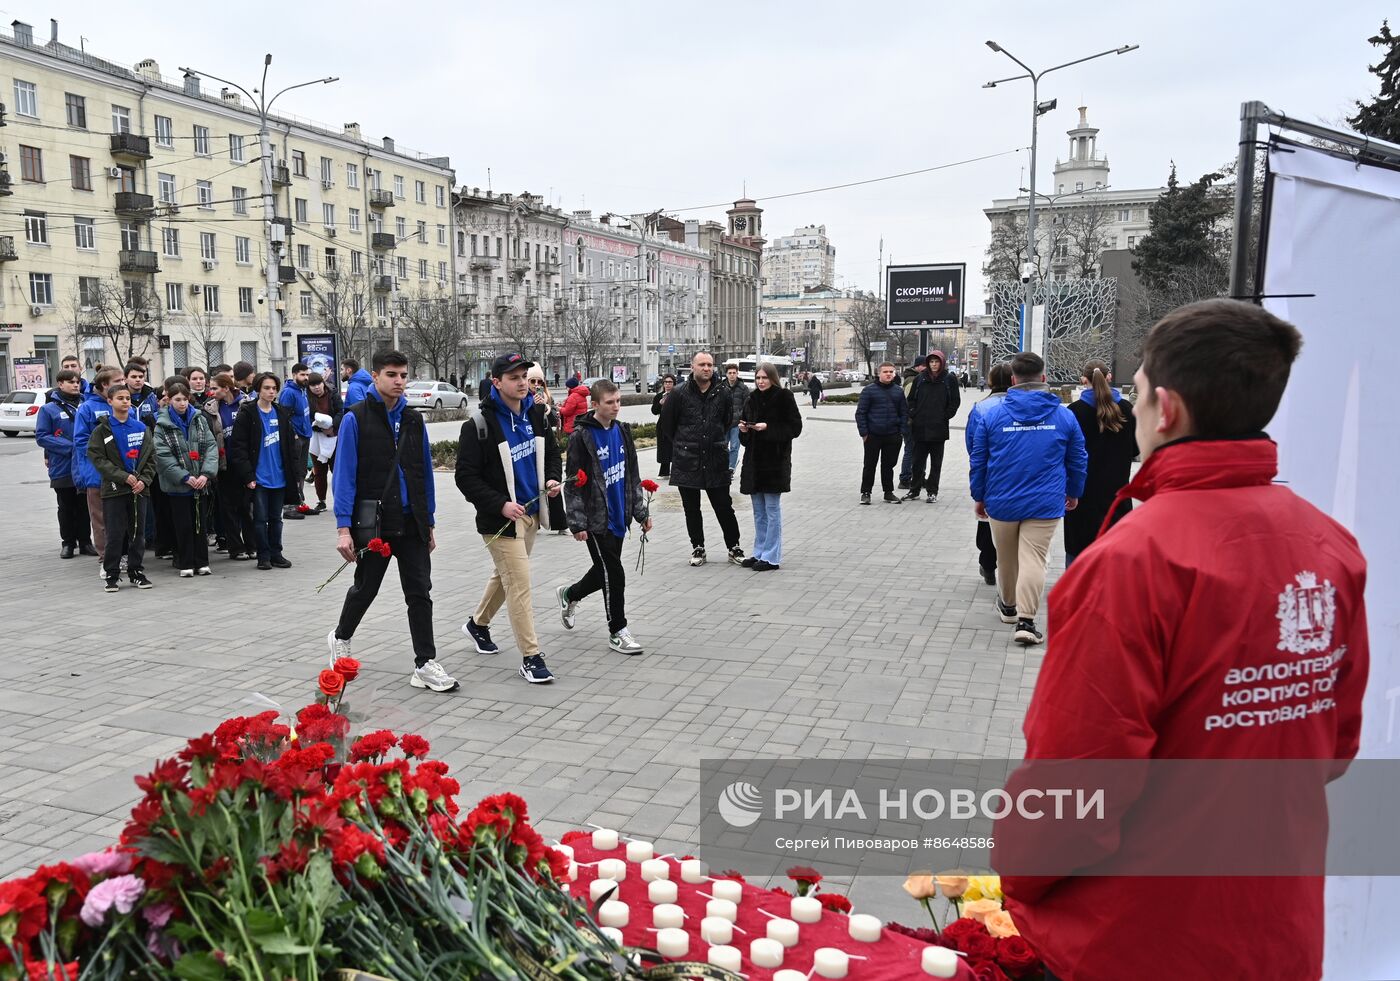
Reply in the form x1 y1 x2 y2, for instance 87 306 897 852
1053 106 1111 194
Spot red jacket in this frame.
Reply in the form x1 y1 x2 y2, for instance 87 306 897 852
1000 438 1368 980
559 385 589 434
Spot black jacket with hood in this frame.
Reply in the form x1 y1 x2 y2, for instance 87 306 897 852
454 394 562 537
907 353 961 442
564 410 649 536
658 375 732 489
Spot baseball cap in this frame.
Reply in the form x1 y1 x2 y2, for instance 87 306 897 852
491 353 535 378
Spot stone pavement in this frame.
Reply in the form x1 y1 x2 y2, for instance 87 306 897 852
0 393 1068 922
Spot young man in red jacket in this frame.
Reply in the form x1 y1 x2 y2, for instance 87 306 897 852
999 300 1369 980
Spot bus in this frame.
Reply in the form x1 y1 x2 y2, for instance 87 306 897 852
724 355 794 388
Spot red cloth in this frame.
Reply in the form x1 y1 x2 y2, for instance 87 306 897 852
560 386 589 434
999 438 1369 980
568 840 976 980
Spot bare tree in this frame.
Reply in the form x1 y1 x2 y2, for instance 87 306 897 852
841 293 888 378
307 270 379 364
396 284 463 379
558 298 617 377
68 277 160 367
887 328 921 366
984 211 1030 284
180 302 229 370
1061 198 1116 279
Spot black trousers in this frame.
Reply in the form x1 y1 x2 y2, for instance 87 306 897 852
286 435 310 506
151 483 175 554
216 471 254 556
860 434 903 495
569 532 627 634
908 439 947 496
169 495 210 571
976 520 997 572
335 522 436 667
53 485 91 547
678 485 740 551
102 493 146 578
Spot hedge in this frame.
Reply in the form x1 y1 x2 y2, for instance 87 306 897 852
431 422 657 469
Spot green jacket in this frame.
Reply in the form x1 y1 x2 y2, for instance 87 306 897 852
153 405 219 495
87 415 158 499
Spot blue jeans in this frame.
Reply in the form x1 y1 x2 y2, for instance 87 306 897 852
250 486 286 561
750 492 782 565
898 433 915 482
727 427 741 472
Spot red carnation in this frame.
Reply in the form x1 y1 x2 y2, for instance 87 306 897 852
573 468 587 488
399 734 430 759
350 730 399 762
318 670 345 698
125 448 139 459
189 450 200 461
640 479 659 493
332 657 361 683
995 936 1041 978
816 892 852 914
0 879 48 946
787 865 822 885
559 829 590 845
714 870 746 883
25 961 79 981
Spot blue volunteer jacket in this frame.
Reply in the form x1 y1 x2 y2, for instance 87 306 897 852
969 385 1087 521
71 391 113 490
278 379 313 438
35 391 81 483
344 368 374 407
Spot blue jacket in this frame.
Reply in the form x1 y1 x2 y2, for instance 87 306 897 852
72 391 113 490
35 391 82 484
344 368 374 407
963 391 1008 456
332 388 436 530
279 379 313 437
969 385 1087 520
854 380 909 438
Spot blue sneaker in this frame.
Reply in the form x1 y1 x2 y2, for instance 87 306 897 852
462 617 499 655
520 654 554 684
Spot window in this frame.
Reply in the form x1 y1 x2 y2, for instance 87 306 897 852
414 180 426 204
297 244 311 268
124 282 145 310
207 341 224 366
396 256 408 278
291 150 306 177
438 261 447 281
1075 181 1084 191
19 145 43 182
416 220 427 244
235 236 251 263
370 170 382 191
435 185 445 208
351 250 363 274
437 224 446 245
29 273 53 306
229 134 245 162
79 277 101 308
194 125 210 156
14 80 37 117
69 155 92 190
470 235 478 255
240 341 258 365
300 292 313 317
74 217 96 250
232 186 247 214
162 227 180 257
418 258 428 279
200 232 216 260
1118 209 1131 222
155 115 174 147
1127 235 1138 248
393 175 405 199
172 341 189 370
320 157 333 185
166 283 183 312
294 198 308 223
158 173 177 204
24 211 47 244
348 208 361 232
239 287 254 314
64 92 86 128
120 222 141 251
324 248 337 272
203 286 220 313
346 163 359 189
111 105 131 133
196 180 214 209
396 216 407 238
323 203 335 228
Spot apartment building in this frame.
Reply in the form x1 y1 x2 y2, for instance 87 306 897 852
762 224 837 300
0 19 454 391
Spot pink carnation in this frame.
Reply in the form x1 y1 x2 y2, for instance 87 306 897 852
142 902 175 928
79 874 146 927
69 848 134 878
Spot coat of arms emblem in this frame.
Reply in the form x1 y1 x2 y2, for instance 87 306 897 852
1276 571 1337 655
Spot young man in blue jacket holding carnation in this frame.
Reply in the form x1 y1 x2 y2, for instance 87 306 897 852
35 370 96 559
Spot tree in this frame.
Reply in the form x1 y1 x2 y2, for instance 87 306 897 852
1131 164 1230 295
841 293 887 378
1349 20 1400 143
558 298 617 377
180 303 228 370
1061 198 1116 279
67 277 160 367
308 270 379 364
396 286 463 379
984 211 1030 283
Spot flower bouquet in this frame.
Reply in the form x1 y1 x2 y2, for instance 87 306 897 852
893 872 1046 978
486 469 587 544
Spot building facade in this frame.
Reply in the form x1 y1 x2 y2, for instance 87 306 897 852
761 285 866 370
660 197 763 364
452 188 567 384
0 18 455 392
761 224 836 299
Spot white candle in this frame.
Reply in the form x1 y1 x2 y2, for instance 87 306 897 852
565 862 578 882
790 896 822 923
652 903 685 929
640 859 670 882
706 898 738 922
774 972 808 981
655 927 689 958
814 947 849 978
592 828 620 851
600 927 623 946
597 858 627 881
626 840 654 863
707 945 742 972
599 900 630 928
750 937 784 968
848 913 882 943
555 844 575 862
699 917 733 945
709 879 743 904
767 917 800 948
648 880 679 905
589 879 619 903
680 859 708 883
922 945 959 978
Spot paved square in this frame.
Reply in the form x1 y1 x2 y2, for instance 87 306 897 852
0 394 1066 921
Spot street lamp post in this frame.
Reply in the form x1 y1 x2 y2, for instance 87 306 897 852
983 41 1136 348
178 56 337 377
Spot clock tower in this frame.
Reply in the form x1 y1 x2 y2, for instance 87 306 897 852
726 198 764 246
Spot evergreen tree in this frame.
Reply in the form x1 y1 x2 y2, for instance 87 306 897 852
1349 21 1400 143
1131 163 1230 295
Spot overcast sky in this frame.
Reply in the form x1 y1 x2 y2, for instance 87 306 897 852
11 0 1391 301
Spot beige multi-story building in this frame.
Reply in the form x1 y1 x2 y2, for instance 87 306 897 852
0 18 454 391
660 198 763 364
761 285 867 370
761 224 836 299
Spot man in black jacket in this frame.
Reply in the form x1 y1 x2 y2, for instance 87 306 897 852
658 352 743 567
903 351 961 502
455 353 563 684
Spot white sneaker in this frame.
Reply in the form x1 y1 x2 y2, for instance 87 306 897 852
195 566 212 576
556 584 577 630
689 547 707 567
411 659 459 693
327 629 352 669
609 629 644 655
179 569 195 578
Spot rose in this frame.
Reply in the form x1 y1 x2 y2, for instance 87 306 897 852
333 657 361 683
995 935 1040 978
962 898 1003 924
984 909 1019 938
903 872 938 900
960 929 997 966
318 669 345 698
973 963 1010 981
963 875 1002 902
936 874 969 899
940 916 985 950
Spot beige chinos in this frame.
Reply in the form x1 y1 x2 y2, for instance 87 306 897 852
989 517 1060 619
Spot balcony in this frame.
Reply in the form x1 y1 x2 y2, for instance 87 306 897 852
114 191 155 218
468 255 498 271
271 164 292 187
536 259 562 277
0 236 16 262
369 189 395 208
494 295 511 311
371 232 396 251
118 250 159 274
507 258 531 278
278 266 297 284
109 133 152 161
0 169 12 197
373 275 394 292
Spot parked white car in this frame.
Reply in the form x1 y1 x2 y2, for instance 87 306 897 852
404 380 468 410
0 389 46 436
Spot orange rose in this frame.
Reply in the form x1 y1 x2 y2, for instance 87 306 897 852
936 874 968 899
902 873 938 900
984 909 1020 938
962 898 1002 924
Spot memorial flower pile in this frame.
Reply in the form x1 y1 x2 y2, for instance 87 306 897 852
894 872 1046 979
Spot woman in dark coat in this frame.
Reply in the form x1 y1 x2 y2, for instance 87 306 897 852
227 372 301 570
1064 359 1138 565
650 374 676 477
738 363 803 571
